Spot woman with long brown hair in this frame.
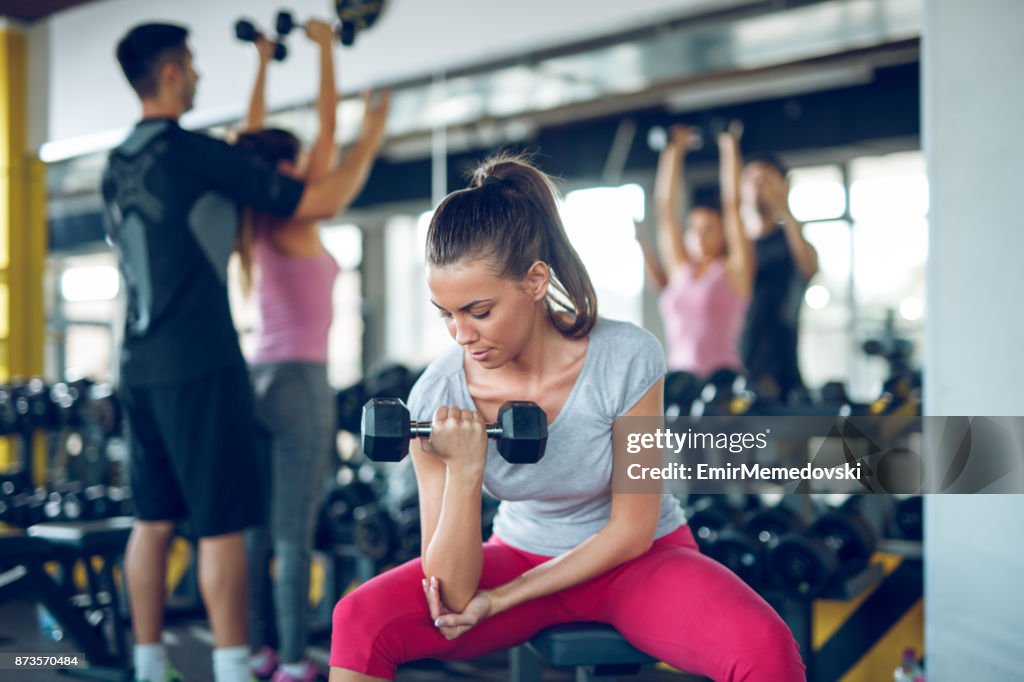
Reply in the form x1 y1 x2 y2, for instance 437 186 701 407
235 23 388 682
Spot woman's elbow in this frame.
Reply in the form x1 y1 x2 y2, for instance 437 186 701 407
444 587 478 614
621 536 654 562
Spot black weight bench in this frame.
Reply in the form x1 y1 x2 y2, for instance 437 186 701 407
0 526 125 675
26 516 135 671
510 623 709 681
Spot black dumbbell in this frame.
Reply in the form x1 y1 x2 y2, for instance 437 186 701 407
50 379 94 429
13 378 58 432
336 381 367 435
0 470 32 499
706 504 806 590
691 368 741 418
353 502 396 562
685 495 740 550
276 10 356 47
106 486 134 517
315 465 378 549
647 119 743 153
2 489 46 527
85 383 122 436
0 385 21 435
646 126 703 152
393 495 421 562
729 374 782 416
361 398 547 464
664 370 701 418
768 505 877 598
235 19 288 61
869 374 922 417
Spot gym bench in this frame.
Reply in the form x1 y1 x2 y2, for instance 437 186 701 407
1 524 130 678
509 622 710 681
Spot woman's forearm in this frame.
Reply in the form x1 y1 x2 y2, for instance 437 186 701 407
422 467 485 612
304 39 338 181
243 60 268 132
654 146 689 272
488 520 652 616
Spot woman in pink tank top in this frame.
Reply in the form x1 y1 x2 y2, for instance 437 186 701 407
232 24 388 682
637 125 755 379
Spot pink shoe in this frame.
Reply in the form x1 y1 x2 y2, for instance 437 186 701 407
249 647 279 679
271 661 325 682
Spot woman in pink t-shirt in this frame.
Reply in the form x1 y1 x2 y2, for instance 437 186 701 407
637 125 754 379
233 24 388 682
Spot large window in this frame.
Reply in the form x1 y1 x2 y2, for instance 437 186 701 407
791 151 927 402
562 184 646 326
47 252 122 383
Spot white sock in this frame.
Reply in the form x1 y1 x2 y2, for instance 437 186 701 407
249 649 273 671
281 662 306 677
134 642 169 682
213 645 250 682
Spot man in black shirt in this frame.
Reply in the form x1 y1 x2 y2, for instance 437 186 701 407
739 153 819 402
105 23 378 682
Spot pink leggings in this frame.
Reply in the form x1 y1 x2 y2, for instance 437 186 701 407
331 525 806 681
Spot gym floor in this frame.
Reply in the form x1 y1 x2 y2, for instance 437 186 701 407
0 599 699 681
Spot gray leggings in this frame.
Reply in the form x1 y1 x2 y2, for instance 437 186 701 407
246 362 334 663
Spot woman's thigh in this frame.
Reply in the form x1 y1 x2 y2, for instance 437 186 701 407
558 526 805 682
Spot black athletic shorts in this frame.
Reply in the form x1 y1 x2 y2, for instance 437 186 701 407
122 365 267 537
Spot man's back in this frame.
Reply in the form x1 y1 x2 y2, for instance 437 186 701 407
102 118 303 384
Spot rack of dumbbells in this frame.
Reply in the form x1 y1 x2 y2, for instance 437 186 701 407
670 320 925 679
1 376 136 676
0 377 132 529
682 491 923 681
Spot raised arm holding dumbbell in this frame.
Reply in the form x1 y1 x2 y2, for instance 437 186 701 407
234 19 286 62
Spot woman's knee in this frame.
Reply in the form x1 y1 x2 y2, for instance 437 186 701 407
331 570 432 673
332 587 386 644
729 610 805 681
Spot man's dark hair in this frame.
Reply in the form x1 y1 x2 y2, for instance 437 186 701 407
744 151 789 178
116 23 189 98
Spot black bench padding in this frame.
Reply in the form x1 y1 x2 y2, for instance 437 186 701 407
0 528 51 560
27 516 134 553
527 623 657 667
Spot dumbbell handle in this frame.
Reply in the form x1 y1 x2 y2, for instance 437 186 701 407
408 422 503 439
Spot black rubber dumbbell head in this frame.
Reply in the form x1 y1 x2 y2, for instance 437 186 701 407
361 397 410 462
496 401 547 464
275 10 296 36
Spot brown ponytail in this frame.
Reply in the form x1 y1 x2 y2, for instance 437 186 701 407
233 128 302 299
426 153 598 338
235 208 255 298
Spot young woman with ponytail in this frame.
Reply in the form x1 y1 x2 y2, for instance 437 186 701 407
328 155 805 682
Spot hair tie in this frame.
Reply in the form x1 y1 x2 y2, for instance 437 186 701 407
482 175 504 187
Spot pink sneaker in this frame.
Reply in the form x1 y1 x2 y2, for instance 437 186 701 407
249 647 278 679
271 661 325 682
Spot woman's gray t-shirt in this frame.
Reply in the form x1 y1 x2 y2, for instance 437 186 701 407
407 317 687 556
